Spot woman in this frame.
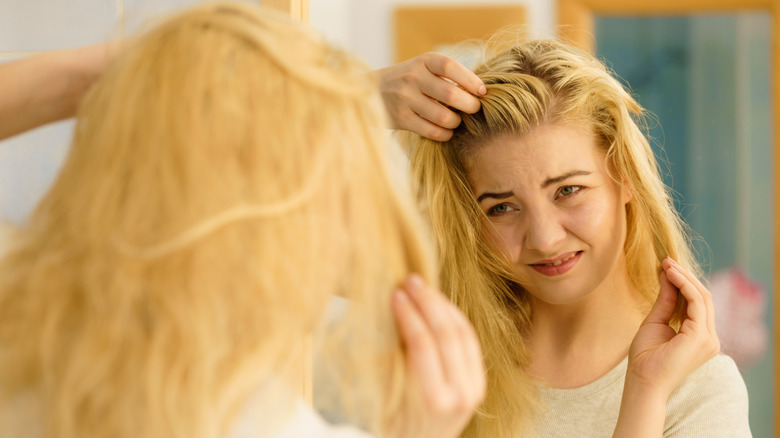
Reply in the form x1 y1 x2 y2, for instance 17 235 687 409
0 3 485 438
407 39 750 437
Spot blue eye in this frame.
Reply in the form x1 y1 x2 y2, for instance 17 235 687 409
558 185 582 198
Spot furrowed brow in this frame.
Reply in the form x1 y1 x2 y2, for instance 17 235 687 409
476 191 514 203
542 170 591 189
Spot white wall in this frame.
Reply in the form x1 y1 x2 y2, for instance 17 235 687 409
0 0 249 225
0 0 121 225
0 0 555 224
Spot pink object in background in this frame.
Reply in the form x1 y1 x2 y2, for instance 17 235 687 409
708 267 769 370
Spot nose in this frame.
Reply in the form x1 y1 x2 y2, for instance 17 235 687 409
523 208 566 254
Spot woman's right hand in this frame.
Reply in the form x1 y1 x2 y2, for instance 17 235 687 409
377 52 485 142
387 274 486 438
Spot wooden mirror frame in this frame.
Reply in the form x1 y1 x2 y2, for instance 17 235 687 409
559 0 780 431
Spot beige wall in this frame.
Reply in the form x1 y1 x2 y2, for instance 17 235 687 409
311 0 556 69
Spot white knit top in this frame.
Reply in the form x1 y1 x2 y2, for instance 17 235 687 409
532 353 752 437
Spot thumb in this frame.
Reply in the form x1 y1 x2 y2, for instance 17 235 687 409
642 271 679 326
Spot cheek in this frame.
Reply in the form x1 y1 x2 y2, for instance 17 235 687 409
482 221 522 263
568 194 626 249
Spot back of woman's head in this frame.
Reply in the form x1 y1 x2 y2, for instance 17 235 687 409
0 3 434 437
408 37 697 438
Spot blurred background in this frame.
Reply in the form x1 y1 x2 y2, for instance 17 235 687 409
0 0 774 435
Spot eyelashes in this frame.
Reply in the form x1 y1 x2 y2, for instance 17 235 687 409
556 185 582 199
487 203 514 216
485 185 585 217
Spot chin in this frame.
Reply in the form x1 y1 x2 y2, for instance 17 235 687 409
528 288 591 306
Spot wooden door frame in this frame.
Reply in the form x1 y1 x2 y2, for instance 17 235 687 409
263 0 309 23
559 0 780 432
259 1 312 403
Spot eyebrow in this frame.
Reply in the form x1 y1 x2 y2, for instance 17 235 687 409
477 191 514 203
542 170 591 188
476 170 592 203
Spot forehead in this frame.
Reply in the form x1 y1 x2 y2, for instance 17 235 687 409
465 123 606 187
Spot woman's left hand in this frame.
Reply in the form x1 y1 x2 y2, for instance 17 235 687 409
613 257 720 437
626 257 720 397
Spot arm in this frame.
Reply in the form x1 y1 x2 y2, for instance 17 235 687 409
0 42 120 141
386 274 486 438
377 52 485 142
613 257 721 437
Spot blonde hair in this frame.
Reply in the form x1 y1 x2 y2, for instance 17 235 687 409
0 3 435 438
408 38 699 438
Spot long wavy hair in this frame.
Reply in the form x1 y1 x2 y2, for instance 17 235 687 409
0 3 436 437
408 38 699 438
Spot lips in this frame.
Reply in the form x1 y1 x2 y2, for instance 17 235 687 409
529 251 582 276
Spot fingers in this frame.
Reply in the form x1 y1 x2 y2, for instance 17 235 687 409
661 258 720 352
416 68 482 115
392 285 448 402
443 294 487 403
663 258 716 335
402 54 482 140
377 52 485 141
423 52 487 101
397 112 456 142
642 270 678 326
418 53 482 118
410 93 463 130
662 261 706 325
404 274 467 409
392 274 486 412
405 274 485 408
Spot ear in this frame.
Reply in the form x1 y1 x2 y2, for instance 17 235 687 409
621 179 634 204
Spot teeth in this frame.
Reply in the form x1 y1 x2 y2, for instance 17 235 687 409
543 254 575 267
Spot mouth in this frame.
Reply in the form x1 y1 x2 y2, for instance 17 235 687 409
529 251 582 276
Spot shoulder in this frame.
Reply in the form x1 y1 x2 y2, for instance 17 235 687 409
678 353 749 401
665 353 752 437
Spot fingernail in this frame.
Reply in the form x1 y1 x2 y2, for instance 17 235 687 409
393 289 409 305
405 273 425 292
478 84 487 95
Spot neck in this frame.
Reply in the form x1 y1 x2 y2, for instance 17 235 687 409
526 270 646 389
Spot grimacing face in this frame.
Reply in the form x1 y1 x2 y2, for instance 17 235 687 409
465 122 634 307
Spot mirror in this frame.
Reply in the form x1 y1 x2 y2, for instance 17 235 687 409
596 13 774 435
